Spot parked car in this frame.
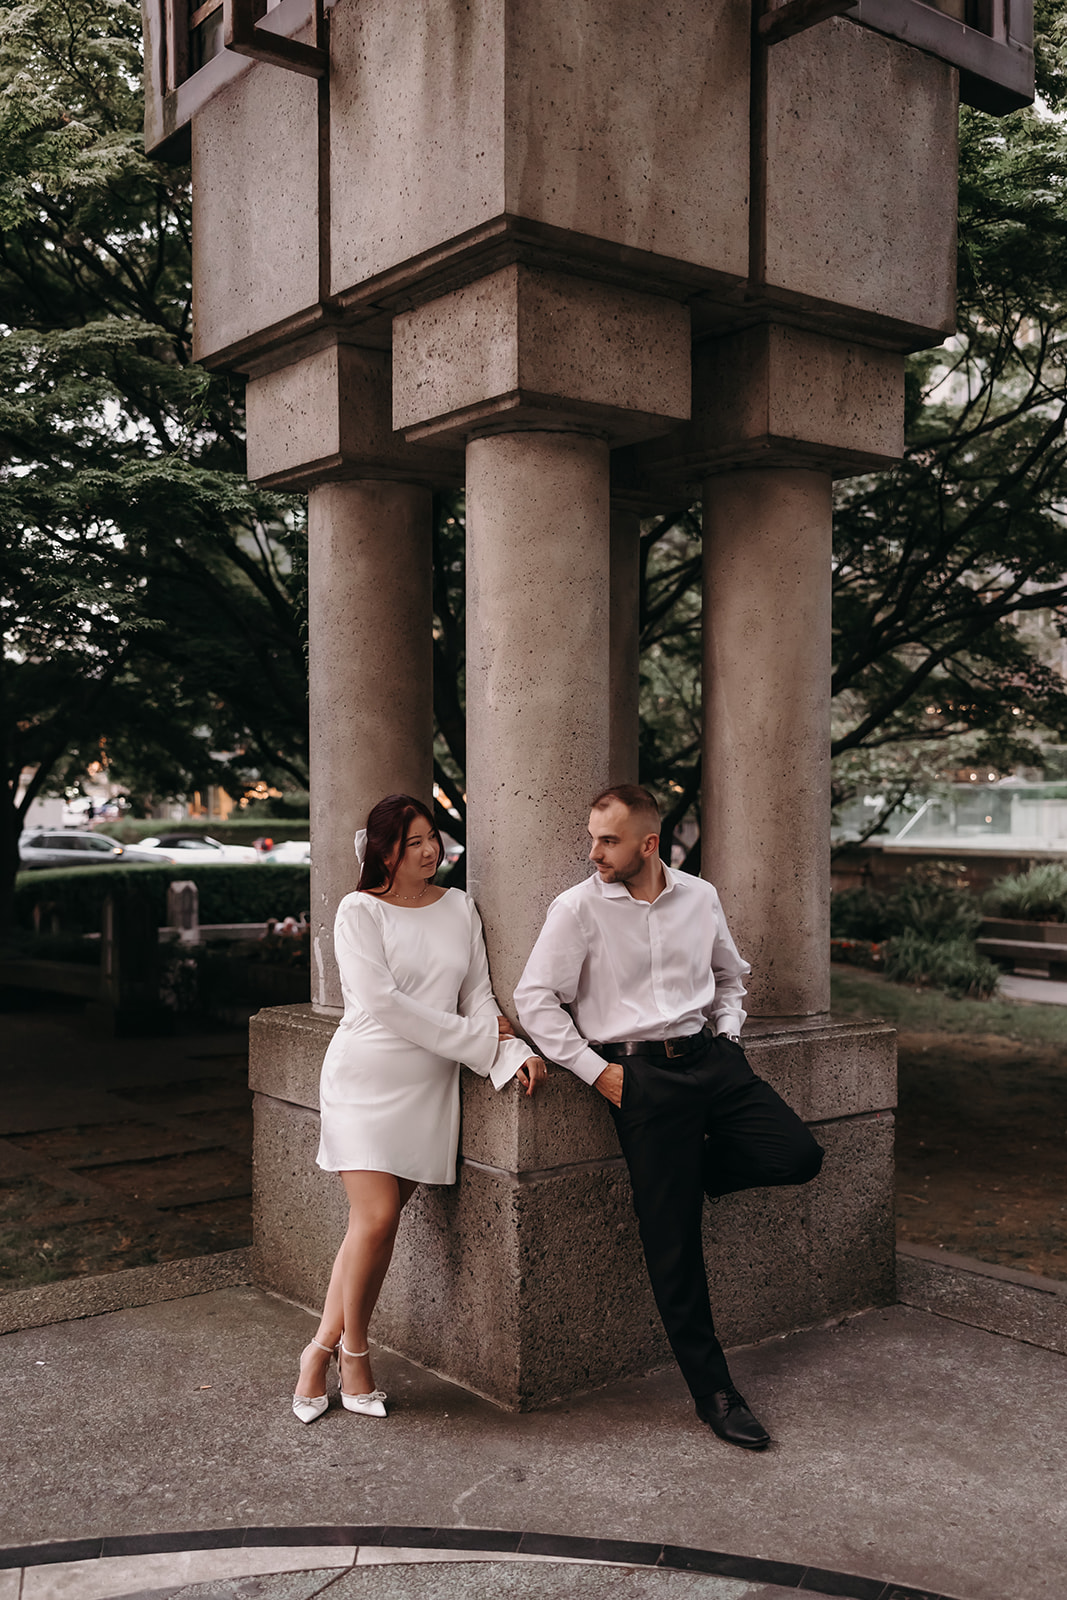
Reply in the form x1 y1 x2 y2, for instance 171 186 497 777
259 840 311 865
135 833 259 864
18 831 164 869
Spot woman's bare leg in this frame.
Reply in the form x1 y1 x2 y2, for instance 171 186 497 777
295 1170 416 1400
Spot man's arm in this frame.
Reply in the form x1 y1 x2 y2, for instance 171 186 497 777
514 900 611 1088
707 891 751 1037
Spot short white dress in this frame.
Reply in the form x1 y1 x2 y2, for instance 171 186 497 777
316 888 530 1185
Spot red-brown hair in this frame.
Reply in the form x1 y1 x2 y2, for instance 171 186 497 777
357 794 442 893
590 783 660 834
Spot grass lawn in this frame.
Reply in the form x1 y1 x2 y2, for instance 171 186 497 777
831 966 1067 1046
832 965 1067 1281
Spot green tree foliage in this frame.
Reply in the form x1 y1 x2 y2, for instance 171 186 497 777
0 0 306 926
5 0 1067 921
636 24 1067 848
829 21 1067 814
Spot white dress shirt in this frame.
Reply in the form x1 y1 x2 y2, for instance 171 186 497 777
514 867 751 1085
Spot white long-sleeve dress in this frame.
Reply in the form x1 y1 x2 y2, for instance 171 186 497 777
316 888 530 1185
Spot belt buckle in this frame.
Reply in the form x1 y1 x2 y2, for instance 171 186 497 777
664 1036 685 1059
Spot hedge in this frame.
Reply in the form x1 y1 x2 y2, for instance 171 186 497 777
96 816 310 846
14 863 311 933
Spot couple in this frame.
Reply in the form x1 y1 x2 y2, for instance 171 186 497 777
293 785 823 1450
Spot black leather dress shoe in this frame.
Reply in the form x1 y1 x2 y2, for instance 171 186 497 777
695 1387 771 1449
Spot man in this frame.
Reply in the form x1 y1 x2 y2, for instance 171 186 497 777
514 784 823 1449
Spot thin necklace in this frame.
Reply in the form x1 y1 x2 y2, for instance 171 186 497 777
387 881 430 902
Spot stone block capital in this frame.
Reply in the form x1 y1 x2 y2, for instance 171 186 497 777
392 265 691 448
631 323 905 493
245 339 462 489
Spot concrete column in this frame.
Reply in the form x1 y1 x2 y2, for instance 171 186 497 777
701 468 831 1017
609 508 641 785
307 480 433 1011
465 429 612 1008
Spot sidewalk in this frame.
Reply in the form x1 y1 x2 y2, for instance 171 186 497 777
3 1279 1066 1600
997 972 1067 1006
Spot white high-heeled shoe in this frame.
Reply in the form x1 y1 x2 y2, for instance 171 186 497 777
292 1336 337 1425
339 1340 388 1417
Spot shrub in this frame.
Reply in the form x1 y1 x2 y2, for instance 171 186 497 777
830 889 896 941
831 866 980 943
889 873 982 941
985 863 1067 924
14 864 311 933
882 931 1000 999
97 817 310 846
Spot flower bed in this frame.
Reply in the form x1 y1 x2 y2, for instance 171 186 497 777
830 937 884 970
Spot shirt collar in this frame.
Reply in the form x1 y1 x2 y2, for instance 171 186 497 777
592 863 679 901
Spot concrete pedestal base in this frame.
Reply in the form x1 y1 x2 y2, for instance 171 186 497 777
250 1005 896 1410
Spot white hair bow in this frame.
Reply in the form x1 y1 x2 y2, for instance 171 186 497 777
354 829 368 868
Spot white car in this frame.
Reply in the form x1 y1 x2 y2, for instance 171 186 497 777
259 840 311 865
135 833 259 864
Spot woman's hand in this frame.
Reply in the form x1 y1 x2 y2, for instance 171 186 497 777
497 1014 516 1041
515 1057 547 1096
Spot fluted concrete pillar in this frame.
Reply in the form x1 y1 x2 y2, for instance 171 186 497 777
465 430 611 1006
701 468 832 1017
609 507 641 785
307 480 433 1011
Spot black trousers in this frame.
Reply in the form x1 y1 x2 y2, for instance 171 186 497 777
606 1032 823 1400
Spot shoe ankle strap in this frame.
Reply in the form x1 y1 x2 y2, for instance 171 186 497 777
340 1341 370 1359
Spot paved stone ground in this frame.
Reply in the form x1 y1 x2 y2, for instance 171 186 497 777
0 1003 252 1290
997 973 1067 1006
2 1286 1065 1600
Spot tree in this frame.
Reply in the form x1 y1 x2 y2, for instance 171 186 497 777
7 0 1067 928
627 33 1067 850
831 112 1067 780
0 0 306 928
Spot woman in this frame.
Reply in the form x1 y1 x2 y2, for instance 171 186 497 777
292 793 545 1423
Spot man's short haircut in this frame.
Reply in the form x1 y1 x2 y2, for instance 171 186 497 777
590 783 660 834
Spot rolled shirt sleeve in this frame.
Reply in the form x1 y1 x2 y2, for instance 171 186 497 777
514 901 607 1085
706 890 750 1037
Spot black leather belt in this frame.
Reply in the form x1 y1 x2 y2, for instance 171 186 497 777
592 1028 709 1061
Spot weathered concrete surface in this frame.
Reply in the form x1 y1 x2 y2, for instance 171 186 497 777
742 1016 896 1124
245 344 462 490
502 0 751 283
249 1004 894 1408
327 0 750 305
392 267 690 446
464 430 611 1009
190 6 957 368
0 1249 251 1337
636 326 904 487
247 1009 896 1162
327 0 506 301
191 47 319 363
306 481 433 1011
898 1241 1067 1355
3 1556 812 1600
763 17 958 340
3 1290 1066 1600
702 469 833 1018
